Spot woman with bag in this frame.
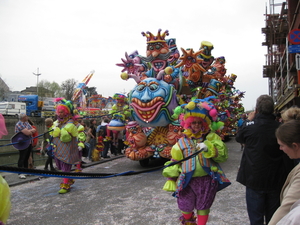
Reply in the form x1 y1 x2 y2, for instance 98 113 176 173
14 113 36 179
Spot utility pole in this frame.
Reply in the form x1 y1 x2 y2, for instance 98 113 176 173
33 68 41 95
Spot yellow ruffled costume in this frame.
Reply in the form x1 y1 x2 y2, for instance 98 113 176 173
0 175 11 224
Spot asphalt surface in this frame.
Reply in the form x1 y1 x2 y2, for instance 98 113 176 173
1 137 250 225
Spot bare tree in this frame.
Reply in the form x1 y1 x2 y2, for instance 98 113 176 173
60 78 77 100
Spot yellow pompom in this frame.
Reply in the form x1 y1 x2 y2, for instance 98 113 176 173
164 67 173 75
186 101 196 110
120 72 128 80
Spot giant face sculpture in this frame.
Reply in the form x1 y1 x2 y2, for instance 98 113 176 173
140 29 171 74
129 77 178 127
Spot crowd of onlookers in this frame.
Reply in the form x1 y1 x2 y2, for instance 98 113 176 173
80 117 127 163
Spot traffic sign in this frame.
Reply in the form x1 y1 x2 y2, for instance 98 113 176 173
296 54 300 70
288 45 300 53
288 29 300 44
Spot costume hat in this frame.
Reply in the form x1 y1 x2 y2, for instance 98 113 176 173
11 132 31 150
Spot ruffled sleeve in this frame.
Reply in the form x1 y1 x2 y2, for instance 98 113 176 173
77 125 86 148
162 144 182 192
203 132 228 163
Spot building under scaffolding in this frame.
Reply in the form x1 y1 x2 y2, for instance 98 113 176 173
262 0 300 112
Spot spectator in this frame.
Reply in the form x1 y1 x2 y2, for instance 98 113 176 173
28 119 38 169
237 113 247 151
281 106 300 123
116 129 125 155
276 199 300 225
98 118 114 158
236 95 295 225
268 120 300 224
14 113 36 179
274 112 283 123
87 119 97 161
43 118 56 171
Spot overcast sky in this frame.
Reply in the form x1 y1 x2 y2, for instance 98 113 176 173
0 0 272 111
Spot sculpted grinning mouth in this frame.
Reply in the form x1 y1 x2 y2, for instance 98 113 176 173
131 96 165 122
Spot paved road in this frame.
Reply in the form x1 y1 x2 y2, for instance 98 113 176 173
3 137 249 225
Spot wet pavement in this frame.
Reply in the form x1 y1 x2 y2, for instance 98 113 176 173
1 138 250 225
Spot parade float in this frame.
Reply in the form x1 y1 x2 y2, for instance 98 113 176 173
116 29 245 166
72 71 113 117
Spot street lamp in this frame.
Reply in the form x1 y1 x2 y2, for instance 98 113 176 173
33 68 41 95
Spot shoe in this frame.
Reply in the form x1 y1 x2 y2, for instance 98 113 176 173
58 188 69 194
50 168 57 171
19 174 26 179
44 168 49 171
103 156 110 158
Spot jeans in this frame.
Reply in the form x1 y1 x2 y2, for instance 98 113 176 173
102 141 115 157
44 155 55 170
88 138 96 160
18 144 32 169
246 187 280 225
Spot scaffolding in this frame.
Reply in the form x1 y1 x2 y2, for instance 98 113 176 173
262 0 300 111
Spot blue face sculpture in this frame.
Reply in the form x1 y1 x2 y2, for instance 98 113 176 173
129 77 178 127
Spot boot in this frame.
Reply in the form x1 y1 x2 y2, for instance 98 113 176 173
179 212 197 225
68 179 75 186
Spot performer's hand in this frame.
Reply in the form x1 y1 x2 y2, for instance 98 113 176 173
197 143 208 152
78 146 83 151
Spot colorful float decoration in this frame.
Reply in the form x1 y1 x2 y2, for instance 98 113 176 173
72 70 94 107
117 29 245 166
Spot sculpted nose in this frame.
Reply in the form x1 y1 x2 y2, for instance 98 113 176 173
140 90 151 103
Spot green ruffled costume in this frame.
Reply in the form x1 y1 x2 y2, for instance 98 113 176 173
162 132 230 193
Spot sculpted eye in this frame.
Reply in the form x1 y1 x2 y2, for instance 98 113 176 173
155 44 161 50
137 84 146 92
149 83 158 91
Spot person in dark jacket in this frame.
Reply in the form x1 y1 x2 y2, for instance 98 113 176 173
236 95 295 225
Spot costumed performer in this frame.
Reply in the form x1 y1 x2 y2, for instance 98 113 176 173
0 114 10 225
52 98 80 194
162 98 231 225
0 175 10 225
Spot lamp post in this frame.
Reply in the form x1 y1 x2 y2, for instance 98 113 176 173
33 68 41 95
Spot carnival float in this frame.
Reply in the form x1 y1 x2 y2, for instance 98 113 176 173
113 29 245 166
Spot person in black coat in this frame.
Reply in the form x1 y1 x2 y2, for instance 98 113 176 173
236 95 295 225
